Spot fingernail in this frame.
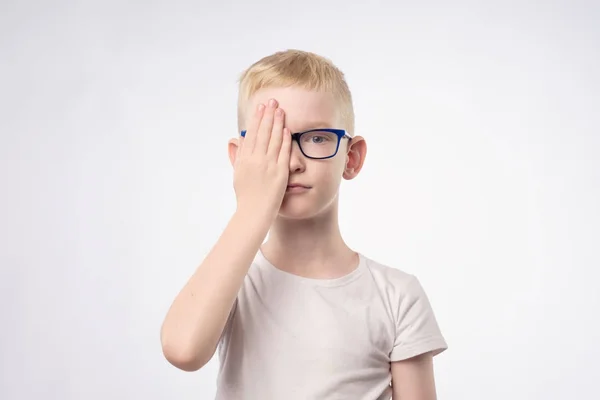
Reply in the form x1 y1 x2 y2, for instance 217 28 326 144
257 104 265 112
269 99 276 108
275 108 283 116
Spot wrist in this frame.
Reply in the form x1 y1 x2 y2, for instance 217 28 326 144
233 207 274 233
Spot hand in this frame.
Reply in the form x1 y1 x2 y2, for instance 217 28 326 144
233 99 292 222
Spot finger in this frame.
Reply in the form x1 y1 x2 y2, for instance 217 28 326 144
254 99 277 154
267 107 285 159
277 127 292 166
240 103 265 157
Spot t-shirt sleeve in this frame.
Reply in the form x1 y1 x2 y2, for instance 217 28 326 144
390 275 448 362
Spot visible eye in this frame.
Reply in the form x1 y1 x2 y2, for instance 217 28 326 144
301 131 335 145
311 135 329 143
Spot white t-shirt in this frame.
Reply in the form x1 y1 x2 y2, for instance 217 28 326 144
215 250 447 400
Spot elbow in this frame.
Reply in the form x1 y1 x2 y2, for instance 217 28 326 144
161 340 210 372
160 330 212 372
161 347 199 372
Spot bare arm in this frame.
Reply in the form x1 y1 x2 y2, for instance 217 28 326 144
160 99 291 372
160 210 270 371
391 352 437 400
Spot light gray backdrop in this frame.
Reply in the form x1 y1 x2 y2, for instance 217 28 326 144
1 0 599 399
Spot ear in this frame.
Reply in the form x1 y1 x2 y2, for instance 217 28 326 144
343 136 367 180
227 137 240 167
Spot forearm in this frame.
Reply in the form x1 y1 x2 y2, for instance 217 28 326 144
160 209 270 371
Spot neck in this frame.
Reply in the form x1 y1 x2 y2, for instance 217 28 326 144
260 199 357 279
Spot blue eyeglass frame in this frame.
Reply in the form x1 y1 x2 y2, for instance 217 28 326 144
240 128 352 159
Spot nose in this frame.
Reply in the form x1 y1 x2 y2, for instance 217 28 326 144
289 140 306 174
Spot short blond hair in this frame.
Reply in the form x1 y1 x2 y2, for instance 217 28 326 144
236 49 355 136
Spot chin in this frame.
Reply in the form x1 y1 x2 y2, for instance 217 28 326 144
277 193 337 220
277 203 318 220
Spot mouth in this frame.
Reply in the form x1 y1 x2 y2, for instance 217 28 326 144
286 184 311 193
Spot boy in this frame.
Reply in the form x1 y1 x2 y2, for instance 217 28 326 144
161 49 448 399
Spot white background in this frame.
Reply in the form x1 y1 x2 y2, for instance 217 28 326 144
1 0 599 399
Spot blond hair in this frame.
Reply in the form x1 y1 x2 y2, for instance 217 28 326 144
236 49 355 135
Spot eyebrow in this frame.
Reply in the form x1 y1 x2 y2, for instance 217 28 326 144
295 122 334 131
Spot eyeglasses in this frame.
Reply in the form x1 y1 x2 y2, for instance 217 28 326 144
240 128 352 159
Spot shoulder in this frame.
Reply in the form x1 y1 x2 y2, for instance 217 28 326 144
360 253 437 316
361 254 448 359
360 253 421 296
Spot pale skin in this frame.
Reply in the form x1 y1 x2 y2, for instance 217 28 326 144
160 85 438 399
230 86 364 279
391 352 438 400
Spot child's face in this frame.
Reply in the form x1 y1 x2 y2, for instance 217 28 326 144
238 85 365 220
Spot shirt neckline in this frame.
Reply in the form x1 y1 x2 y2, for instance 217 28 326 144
254 248 367 288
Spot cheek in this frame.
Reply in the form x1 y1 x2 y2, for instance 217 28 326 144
316 161 345 189
332 155 348 178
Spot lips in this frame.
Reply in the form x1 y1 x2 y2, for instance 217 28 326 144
285 184 311 193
